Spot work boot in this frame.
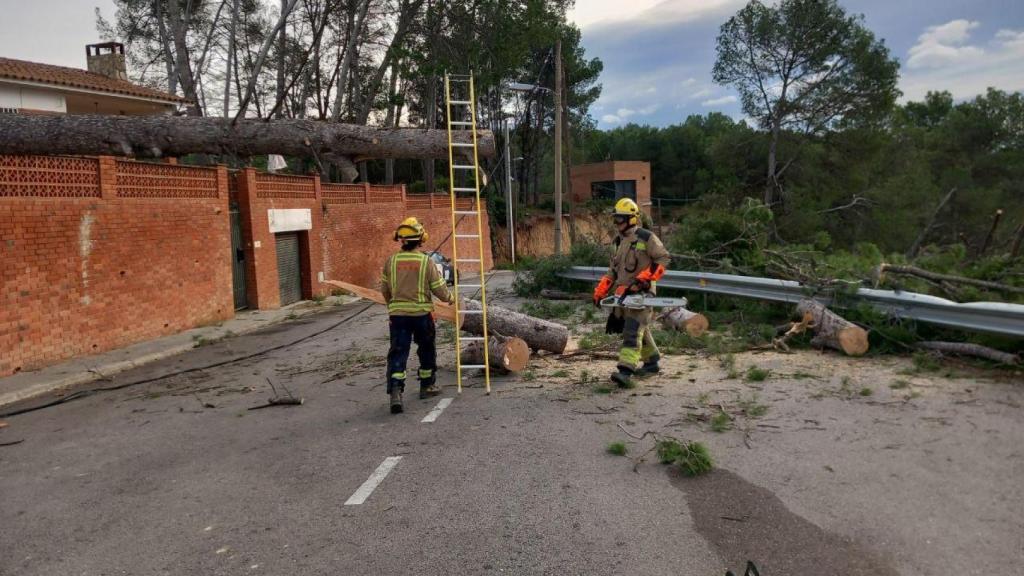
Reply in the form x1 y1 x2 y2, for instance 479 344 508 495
636 361 661 378
610 368 636 389
389 388 404 414
419 384 441 399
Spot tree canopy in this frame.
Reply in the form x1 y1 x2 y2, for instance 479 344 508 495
712 0 900 207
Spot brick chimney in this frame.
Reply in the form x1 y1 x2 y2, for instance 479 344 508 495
86 42 128 81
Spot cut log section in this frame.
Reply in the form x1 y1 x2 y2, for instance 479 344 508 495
658 307 710 338
795 299 869 356
0 115 496 162
462 335 530 373
458 299 569 354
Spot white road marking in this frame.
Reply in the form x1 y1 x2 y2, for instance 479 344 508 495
421 398 453 423
344 456 402 506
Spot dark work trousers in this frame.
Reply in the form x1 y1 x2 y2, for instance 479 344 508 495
386 314 437 393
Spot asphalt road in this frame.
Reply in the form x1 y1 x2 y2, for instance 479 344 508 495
0 282 1011 575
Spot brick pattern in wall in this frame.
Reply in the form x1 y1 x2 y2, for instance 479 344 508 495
1 156 233 376
1 156 494 377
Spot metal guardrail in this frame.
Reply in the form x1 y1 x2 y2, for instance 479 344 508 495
560 266 1024 338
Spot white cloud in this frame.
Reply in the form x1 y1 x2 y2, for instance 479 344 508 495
907 19 984 69
701 95 737 107
689 87 715 99
616 107 637 118
570 0 744 29
996 29 1024 48
901 25 1024 101
601 114 623 125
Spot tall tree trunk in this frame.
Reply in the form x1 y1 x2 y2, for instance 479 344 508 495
166 0 203 116
765 120 780 207
223 0 239 118
234 0 300 121
332 0 369 121
424 76 437 193
155 0 178 97
275 0 288 118
383 59 401 185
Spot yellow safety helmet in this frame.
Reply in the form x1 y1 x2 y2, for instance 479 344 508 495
612 198 641 227
394 216 429 243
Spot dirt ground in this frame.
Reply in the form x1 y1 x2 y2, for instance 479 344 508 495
2 273 1021 575
481 278 1024 575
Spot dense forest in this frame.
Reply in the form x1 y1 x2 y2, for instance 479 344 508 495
581 88 1024 256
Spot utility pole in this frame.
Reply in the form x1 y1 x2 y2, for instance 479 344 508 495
553 38 563 255
504 119 516 264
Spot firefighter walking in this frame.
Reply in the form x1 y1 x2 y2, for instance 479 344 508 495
592 199 670 388
381 217 454 413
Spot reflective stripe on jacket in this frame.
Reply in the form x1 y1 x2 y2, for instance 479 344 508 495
380 251 452 316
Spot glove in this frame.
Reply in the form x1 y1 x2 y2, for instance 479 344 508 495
633 264 664 293
593 276 613 306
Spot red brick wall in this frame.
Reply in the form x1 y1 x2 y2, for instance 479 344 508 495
0 155 233 376
320 190 493 290
1 156 494 377
235 169 326 310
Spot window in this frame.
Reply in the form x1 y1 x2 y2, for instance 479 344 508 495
591 180 637 201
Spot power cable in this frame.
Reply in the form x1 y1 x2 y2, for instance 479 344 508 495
0 302 376 418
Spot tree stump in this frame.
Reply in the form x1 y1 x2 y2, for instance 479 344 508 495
658 307 710 337
459 299 569 354
462 335 531 372
795 299 869 356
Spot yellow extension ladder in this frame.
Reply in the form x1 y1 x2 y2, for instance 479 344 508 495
444 72 491 394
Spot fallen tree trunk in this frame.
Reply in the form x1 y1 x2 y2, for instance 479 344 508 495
462 334 530 372
658 307 710 338
877 264 1024 296
916 341 1019 365
459 299 569 354
0 115 495 162
321 280 457 323
539 288 590 301
795 299 869 356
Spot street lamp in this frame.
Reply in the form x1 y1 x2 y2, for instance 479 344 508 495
506 79 564 257
504 82 552 265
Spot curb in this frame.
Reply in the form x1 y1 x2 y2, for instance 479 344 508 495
0 296 361 410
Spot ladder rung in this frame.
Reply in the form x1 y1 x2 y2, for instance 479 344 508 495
449 100 472 105
456 258 481 263
453 187 477 192
460 364 487 369
458 310 483 315
457 284 481 289
451 143 475 148
449 121 474 126
460 337 485 341
454 210 478 215
452 165 477 170
455 234 480 238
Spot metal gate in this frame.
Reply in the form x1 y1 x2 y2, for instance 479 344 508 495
275 232 303 306
229 205 248 310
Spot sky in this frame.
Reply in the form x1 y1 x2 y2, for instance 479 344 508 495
0 1 1021 131
568 0 1024 128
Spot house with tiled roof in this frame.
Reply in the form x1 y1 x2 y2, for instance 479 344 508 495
0 42 185 116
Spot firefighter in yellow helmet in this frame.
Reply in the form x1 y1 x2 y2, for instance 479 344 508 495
592 198 670 388
381 217 455 413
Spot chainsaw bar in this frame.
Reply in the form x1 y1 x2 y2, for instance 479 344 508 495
600 295 689 310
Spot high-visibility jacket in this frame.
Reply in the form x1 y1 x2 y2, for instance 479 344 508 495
607 227 670 294
381 250 453 316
